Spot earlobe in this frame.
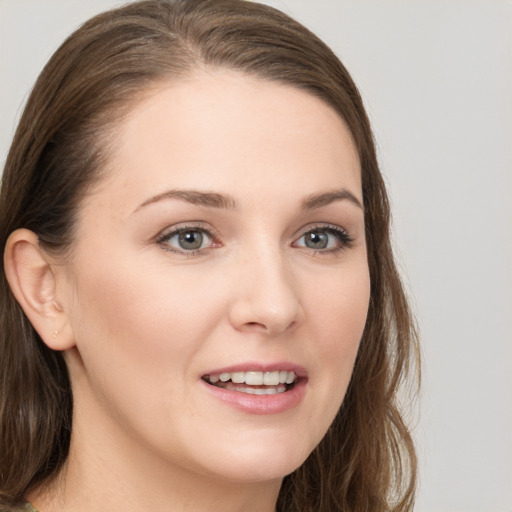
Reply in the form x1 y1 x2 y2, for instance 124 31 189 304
3 228 75 351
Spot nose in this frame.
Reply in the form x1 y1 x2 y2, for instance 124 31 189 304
228 250 305 335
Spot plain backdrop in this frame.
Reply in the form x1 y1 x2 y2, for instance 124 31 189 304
1 1 511 511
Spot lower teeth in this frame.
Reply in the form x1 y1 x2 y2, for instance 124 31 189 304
212 381 287 395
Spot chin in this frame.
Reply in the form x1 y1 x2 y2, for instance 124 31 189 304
195 435 314 484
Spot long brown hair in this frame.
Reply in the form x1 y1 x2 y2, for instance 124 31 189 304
0 1 419 510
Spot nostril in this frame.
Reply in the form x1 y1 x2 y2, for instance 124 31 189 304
242 321 268 331
286 320 298 331
240 319 299 334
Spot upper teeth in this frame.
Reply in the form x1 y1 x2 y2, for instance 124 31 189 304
207 370 296 386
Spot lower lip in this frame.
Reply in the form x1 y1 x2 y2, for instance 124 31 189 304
201 379 307 415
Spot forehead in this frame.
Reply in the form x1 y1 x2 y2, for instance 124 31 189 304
88 69 361 213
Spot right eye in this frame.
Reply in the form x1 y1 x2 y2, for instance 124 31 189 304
157 226 218 255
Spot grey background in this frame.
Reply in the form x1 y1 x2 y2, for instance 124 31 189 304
1 1 511 510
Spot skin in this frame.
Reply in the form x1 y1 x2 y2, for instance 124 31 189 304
25 70 370 512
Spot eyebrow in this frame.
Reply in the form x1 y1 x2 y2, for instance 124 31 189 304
302 189 364 211
134 187 363 213
135 189 238 212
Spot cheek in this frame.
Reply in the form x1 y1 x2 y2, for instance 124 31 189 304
309 261 370 351
65 256 229 443
304 260 370 408
68 256 229 374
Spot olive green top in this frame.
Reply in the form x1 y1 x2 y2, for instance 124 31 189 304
0 503 39 512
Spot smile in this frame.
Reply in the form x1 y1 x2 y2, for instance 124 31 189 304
202 370 297 395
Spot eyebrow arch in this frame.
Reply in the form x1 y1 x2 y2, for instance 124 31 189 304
135 189 238 212
302 189 364 211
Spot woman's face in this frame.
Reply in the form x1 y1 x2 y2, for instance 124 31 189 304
59 70 370 484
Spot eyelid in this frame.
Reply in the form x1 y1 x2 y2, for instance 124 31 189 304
292 223 354 252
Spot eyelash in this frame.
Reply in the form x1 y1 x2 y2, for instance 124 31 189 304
155 223 354 256
293 224 354 254
156 224 220 257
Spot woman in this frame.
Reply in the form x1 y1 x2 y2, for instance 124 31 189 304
0 1 419 511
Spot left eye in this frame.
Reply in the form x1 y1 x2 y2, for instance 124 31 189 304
159 228 214 252
294 227 351 251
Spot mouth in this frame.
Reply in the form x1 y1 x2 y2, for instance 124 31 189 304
202 370 297 395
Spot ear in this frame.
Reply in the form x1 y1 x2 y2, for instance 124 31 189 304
4 228 75 351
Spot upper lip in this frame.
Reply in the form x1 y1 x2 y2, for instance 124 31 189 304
202 362 308 379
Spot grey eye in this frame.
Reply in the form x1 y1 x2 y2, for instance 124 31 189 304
293 226 352 252
178 230 204 250
304 231 328 249
160 228 214 253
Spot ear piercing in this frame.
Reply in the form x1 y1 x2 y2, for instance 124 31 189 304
52 330 59 338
